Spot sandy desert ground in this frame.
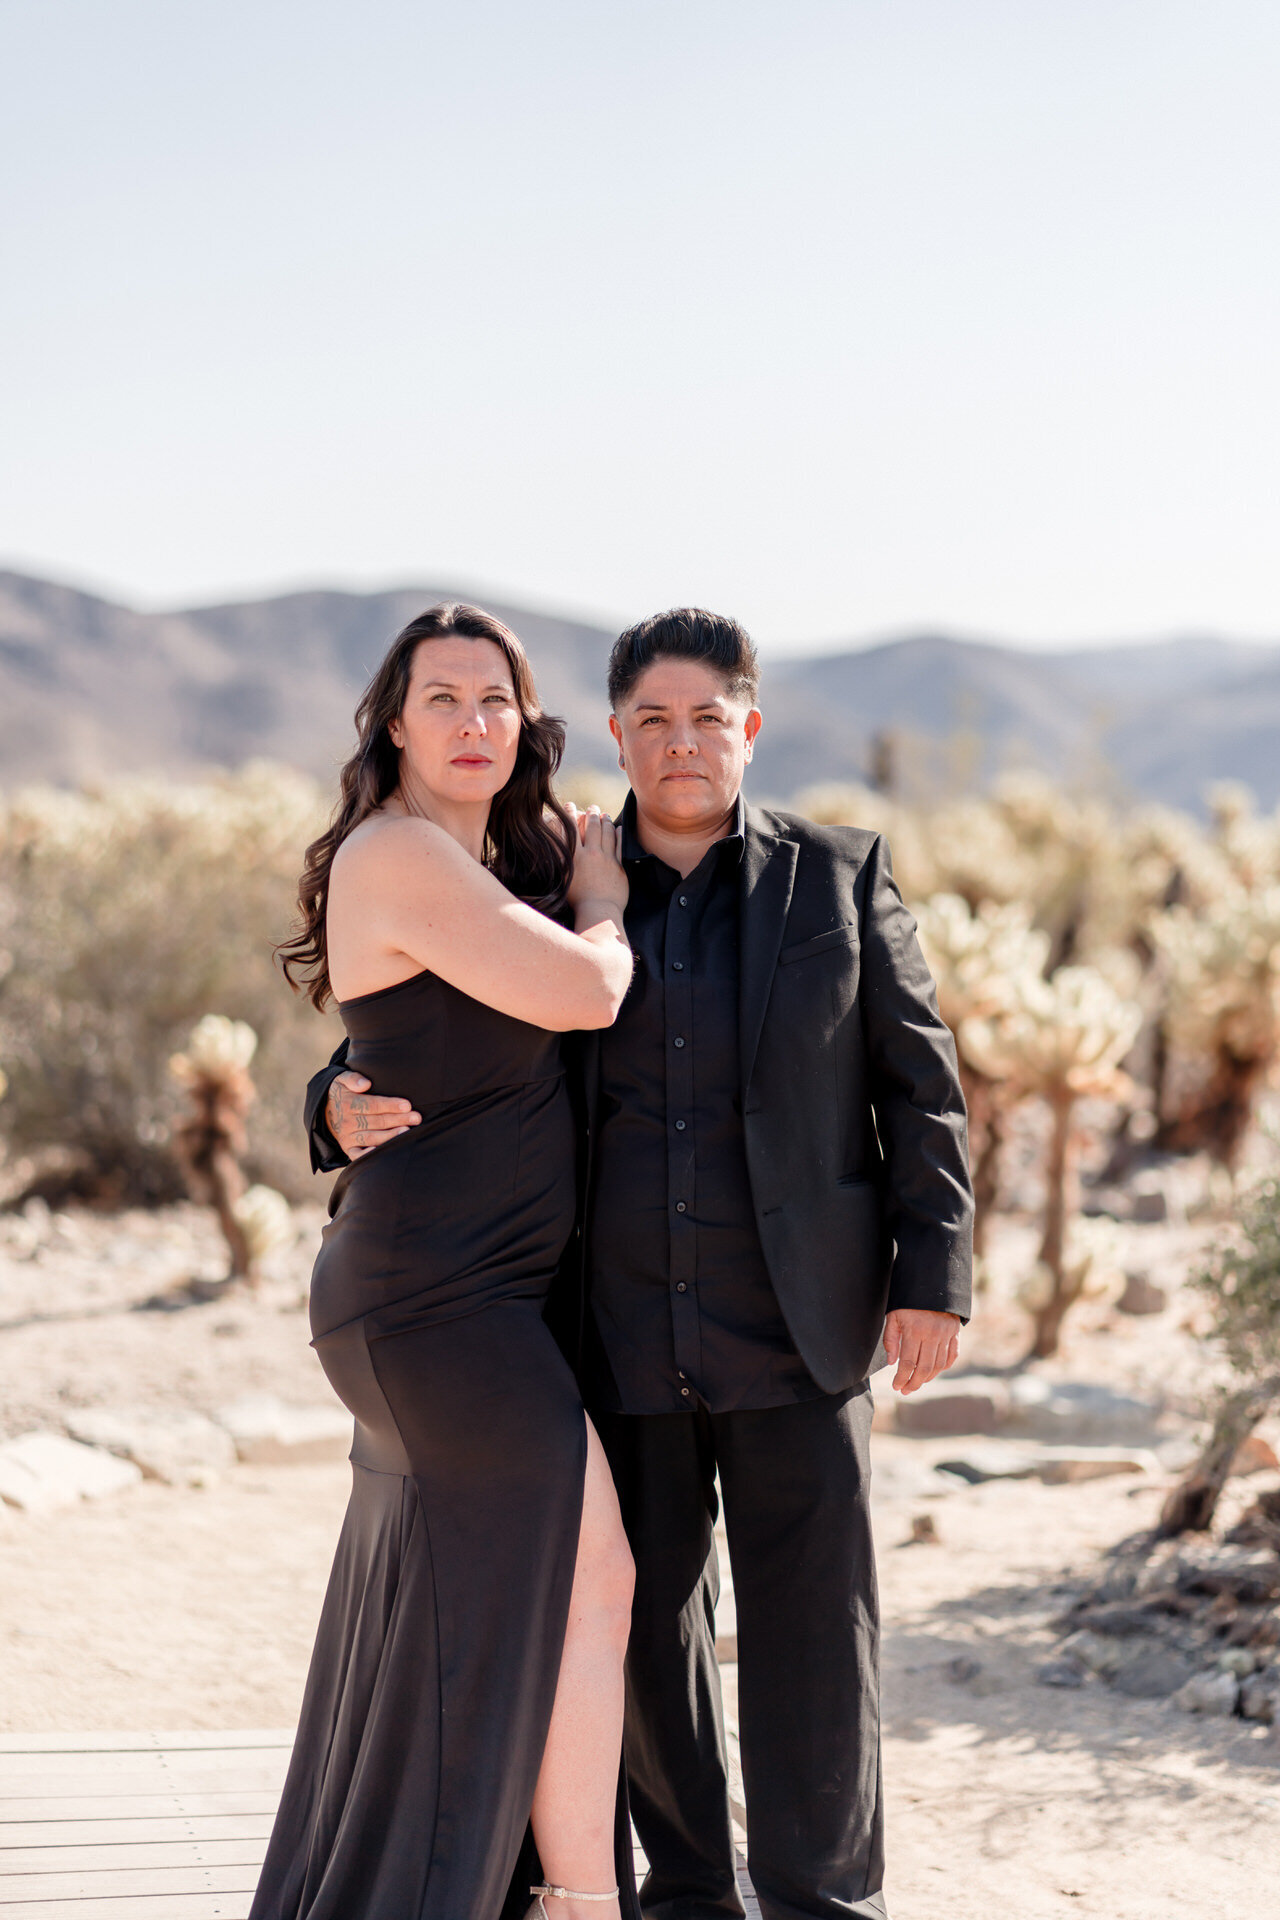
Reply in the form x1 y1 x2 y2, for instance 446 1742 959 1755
1 1190 1278 1919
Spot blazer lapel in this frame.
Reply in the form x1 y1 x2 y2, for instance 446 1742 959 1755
738 806 799 1096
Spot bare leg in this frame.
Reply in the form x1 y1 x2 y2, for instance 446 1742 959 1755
530 1416 634 1920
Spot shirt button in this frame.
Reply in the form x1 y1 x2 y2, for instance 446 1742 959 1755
678 1371 686 1379
672 960 684 971
676 1282 687 1292
675 1201 687 1213
675 1119 686 1131
674 1036 685 1048
681 1387 691 1397
678 895 688 907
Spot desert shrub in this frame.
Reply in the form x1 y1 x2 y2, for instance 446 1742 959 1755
0 765 340 1203
1160 1168 1280 1534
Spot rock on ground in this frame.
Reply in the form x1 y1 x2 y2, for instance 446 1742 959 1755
0 1430 142 1513
66 1407 237 1484
216 1393 352 1465
1173 1669 1240 1715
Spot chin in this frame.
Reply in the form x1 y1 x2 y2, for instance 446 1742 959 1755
656 784 725 821
439 769 507 802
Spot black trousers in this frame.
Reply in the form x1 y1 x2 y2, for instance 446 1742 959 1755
595 1387 888 1920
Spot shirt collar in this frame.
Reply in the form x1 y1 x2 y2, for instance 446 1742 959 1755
619 789 746 868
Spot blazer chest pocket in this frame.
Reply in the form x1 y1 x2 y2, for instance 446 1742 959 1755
777 923 858 965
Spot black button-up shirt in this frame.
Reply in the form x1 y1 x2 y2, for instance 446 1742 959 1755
584 793 821 1415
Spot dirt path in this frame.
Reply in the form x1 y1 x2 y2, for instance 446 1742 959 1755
1 1200 1276 1916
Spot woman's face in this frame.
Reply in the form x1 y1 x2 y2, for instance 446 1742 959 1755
388 636 522 807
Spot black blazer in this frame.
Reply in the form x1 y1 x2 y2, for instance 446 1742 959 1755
303 803 973 1395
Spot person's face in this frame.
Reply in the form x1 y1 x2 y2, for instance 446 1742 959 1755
388 637 521 806
609 657 762 831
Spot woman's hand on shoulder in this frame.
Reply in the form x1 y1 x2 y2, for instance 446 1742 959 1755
565 805 628 917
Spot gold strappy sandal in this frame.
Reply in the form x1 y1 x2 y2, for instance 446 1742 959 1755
526 1884 619 1918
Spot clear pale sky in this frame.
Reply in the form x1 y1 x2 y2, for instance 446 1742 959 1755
2 0 1277 652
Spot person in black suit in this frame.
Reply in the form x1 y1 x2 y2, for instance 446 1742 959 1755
306 609 973 1920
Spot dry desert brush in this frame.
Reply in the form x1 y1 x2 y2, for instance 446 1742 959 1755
0 766 337 1204
1160 1167 1280 1537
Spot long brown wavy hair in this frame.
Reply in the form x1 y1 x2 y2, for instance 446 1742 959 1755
279 603 574 1009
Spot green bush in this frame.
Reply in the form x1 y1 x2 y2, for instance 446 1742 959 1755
1191 1168 1280 1386
1159 1168 1280 1534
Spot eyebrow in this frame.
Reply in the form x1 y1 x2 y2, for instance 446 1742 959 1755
419 679 513 693
633 699 727 713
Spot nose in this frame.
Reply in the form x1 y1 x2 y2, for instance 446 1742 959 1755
457 701 487 737
667 722 699 757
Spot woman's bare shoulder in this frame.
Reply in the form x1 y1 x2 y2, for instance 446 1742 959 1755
331 811 461 887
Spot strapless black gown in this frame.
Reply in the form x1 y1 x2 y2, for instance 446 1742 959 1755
250 970 637 1920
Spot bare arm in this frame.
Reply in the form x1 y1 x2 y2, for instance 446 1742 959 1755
327 805 632 1036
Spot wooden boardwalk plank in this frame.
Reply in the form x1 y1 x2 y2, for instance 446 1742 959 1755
0 1795 279 1824
0 1769 286 1804
0 1898 252 1918
0 1737 289 1759
0 1820 273 1850
0 1865 258 1901
0 1751 288 1780
0 1732 760 1918
0 1752 288 1781
0 1842 267 1874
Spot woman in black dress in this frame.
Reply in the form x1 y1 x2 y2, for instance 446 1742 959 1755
262 604 637 1920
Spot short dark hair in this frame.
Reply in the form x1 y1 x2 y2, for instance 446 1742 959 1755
607 607 760 710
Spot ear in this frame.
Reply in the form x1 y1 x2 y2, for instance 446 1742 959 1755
388 718 404 750
742 706 762 762
608 713 624 767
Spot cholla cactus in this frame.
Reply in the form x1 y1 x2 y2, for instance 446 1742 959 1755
964 965 1142 1359
1153 884 1280 1168
1206 784 1280 892
171 1015 258 1083
1015 1214 1126 1317
923 799 1038 913
915 895 1051 1027
914 895 1050 1256
791 783 936 900
169 1015 260 1285
233 1183 294 1267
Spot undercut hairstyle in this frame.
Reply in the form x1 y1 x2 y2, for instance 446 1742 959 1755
278 603 573 1010
607 608 760 710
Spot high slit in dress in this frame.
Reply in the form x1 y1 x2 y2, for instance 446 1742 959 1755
249 969 637 1920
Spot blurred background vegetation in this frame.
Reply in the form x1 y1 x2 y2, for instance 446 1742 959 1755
0 766 340 1208
0 760 1275 1245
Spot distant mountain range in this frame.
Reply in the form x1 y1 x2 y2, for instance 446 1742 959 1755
1 569 1277 812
